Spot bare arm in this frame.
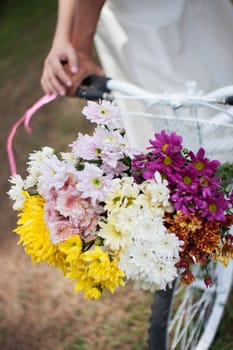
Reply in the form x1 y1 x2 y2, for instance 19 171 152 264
54 0 77 47
71 0 105 54
41 0 105 96
66 0 106 96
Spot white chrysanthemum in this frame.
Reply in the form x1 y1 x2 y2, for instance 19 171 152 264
28 146 54 163
146 259 178 290
98 213 131 250
82 100 122 128
133 266 176 291
140 176 172 211
7 174 25 210
61 152 77 165
118 241 156 281
115 204 164 241
114 204 143 235
153 231 183 259
99 200 159 251
105 177 140 213
118 220 182 291
119 240 179 291
24 173 38 189
118 177 140 198
136 215 167 241
24 147 54 188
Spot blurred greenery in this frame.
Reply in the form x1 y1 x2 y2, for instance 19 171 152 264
0 0 57 79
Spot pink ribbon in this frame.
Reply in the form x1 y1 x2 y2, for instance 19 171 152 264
7 94 57 176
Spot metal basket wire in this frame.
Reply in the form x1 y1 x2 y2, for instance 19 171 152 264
121 106 233 164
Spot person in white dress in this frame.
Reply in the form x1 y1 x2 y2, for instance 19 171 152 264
40 0 233 148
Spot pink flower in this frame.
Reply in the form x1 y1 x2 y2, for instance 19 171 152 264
70 132 102 160
38 155 78 199
76 163 114 204
70 127 131 176
82 100 122 128
44 186 103 244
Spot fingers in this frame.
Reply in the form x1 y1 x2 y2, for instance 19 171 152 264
40 47 105 97
41 64 65 96
50 59 73 87
41 44 78 96
66 45 78 74
41 65 65 96
66 59 105 97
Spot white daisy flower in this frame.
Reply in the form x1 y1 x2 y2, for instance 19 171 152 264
141 177 171 209
7 174 25 210
98 213 131 251
24 147 54 188
61 152 77 165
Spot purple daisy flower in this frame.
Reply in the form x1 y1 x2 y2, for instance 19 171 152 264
143 153 185 180
189 148 220 176
171 166 199 192
200 194 229 221
131 153 154 183
148 129 183 156
198 174 221 198
171 190 196 214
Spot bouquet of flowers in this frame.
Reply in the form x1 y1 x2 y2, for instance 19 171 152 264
8 100 233 299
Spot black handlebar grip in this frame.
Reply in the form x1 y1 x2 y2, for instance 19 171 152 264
76 75 111 100
225 96 233 105
76 87 106 100
81 75 111 90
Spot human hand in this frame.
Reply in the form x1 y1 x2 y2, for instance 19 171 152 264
41 43 104 97
65 51 105 97
40 40 78 96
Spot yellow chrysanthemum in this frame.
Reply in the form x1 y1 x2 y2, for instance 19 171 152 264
58 235 83 264
103 259 126 293
67 246 125 299
14 192 65 270
73 274 102 300
84 287 102 300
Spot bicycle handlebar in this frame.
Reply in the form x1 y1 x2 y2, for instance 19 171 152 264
76 74 233 106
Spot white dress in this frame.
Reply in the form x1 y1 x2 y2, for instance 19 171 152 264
95 0 233 150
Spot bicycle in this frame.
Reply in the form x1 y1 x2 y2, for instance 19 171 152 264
76 75 233 350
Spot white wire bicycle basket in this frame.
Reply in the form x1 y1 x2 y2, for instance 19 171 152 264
121 105 233 163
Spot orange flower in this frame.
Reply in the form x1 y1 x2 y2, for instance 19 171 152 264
215 234 233 266
180 270 195 285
